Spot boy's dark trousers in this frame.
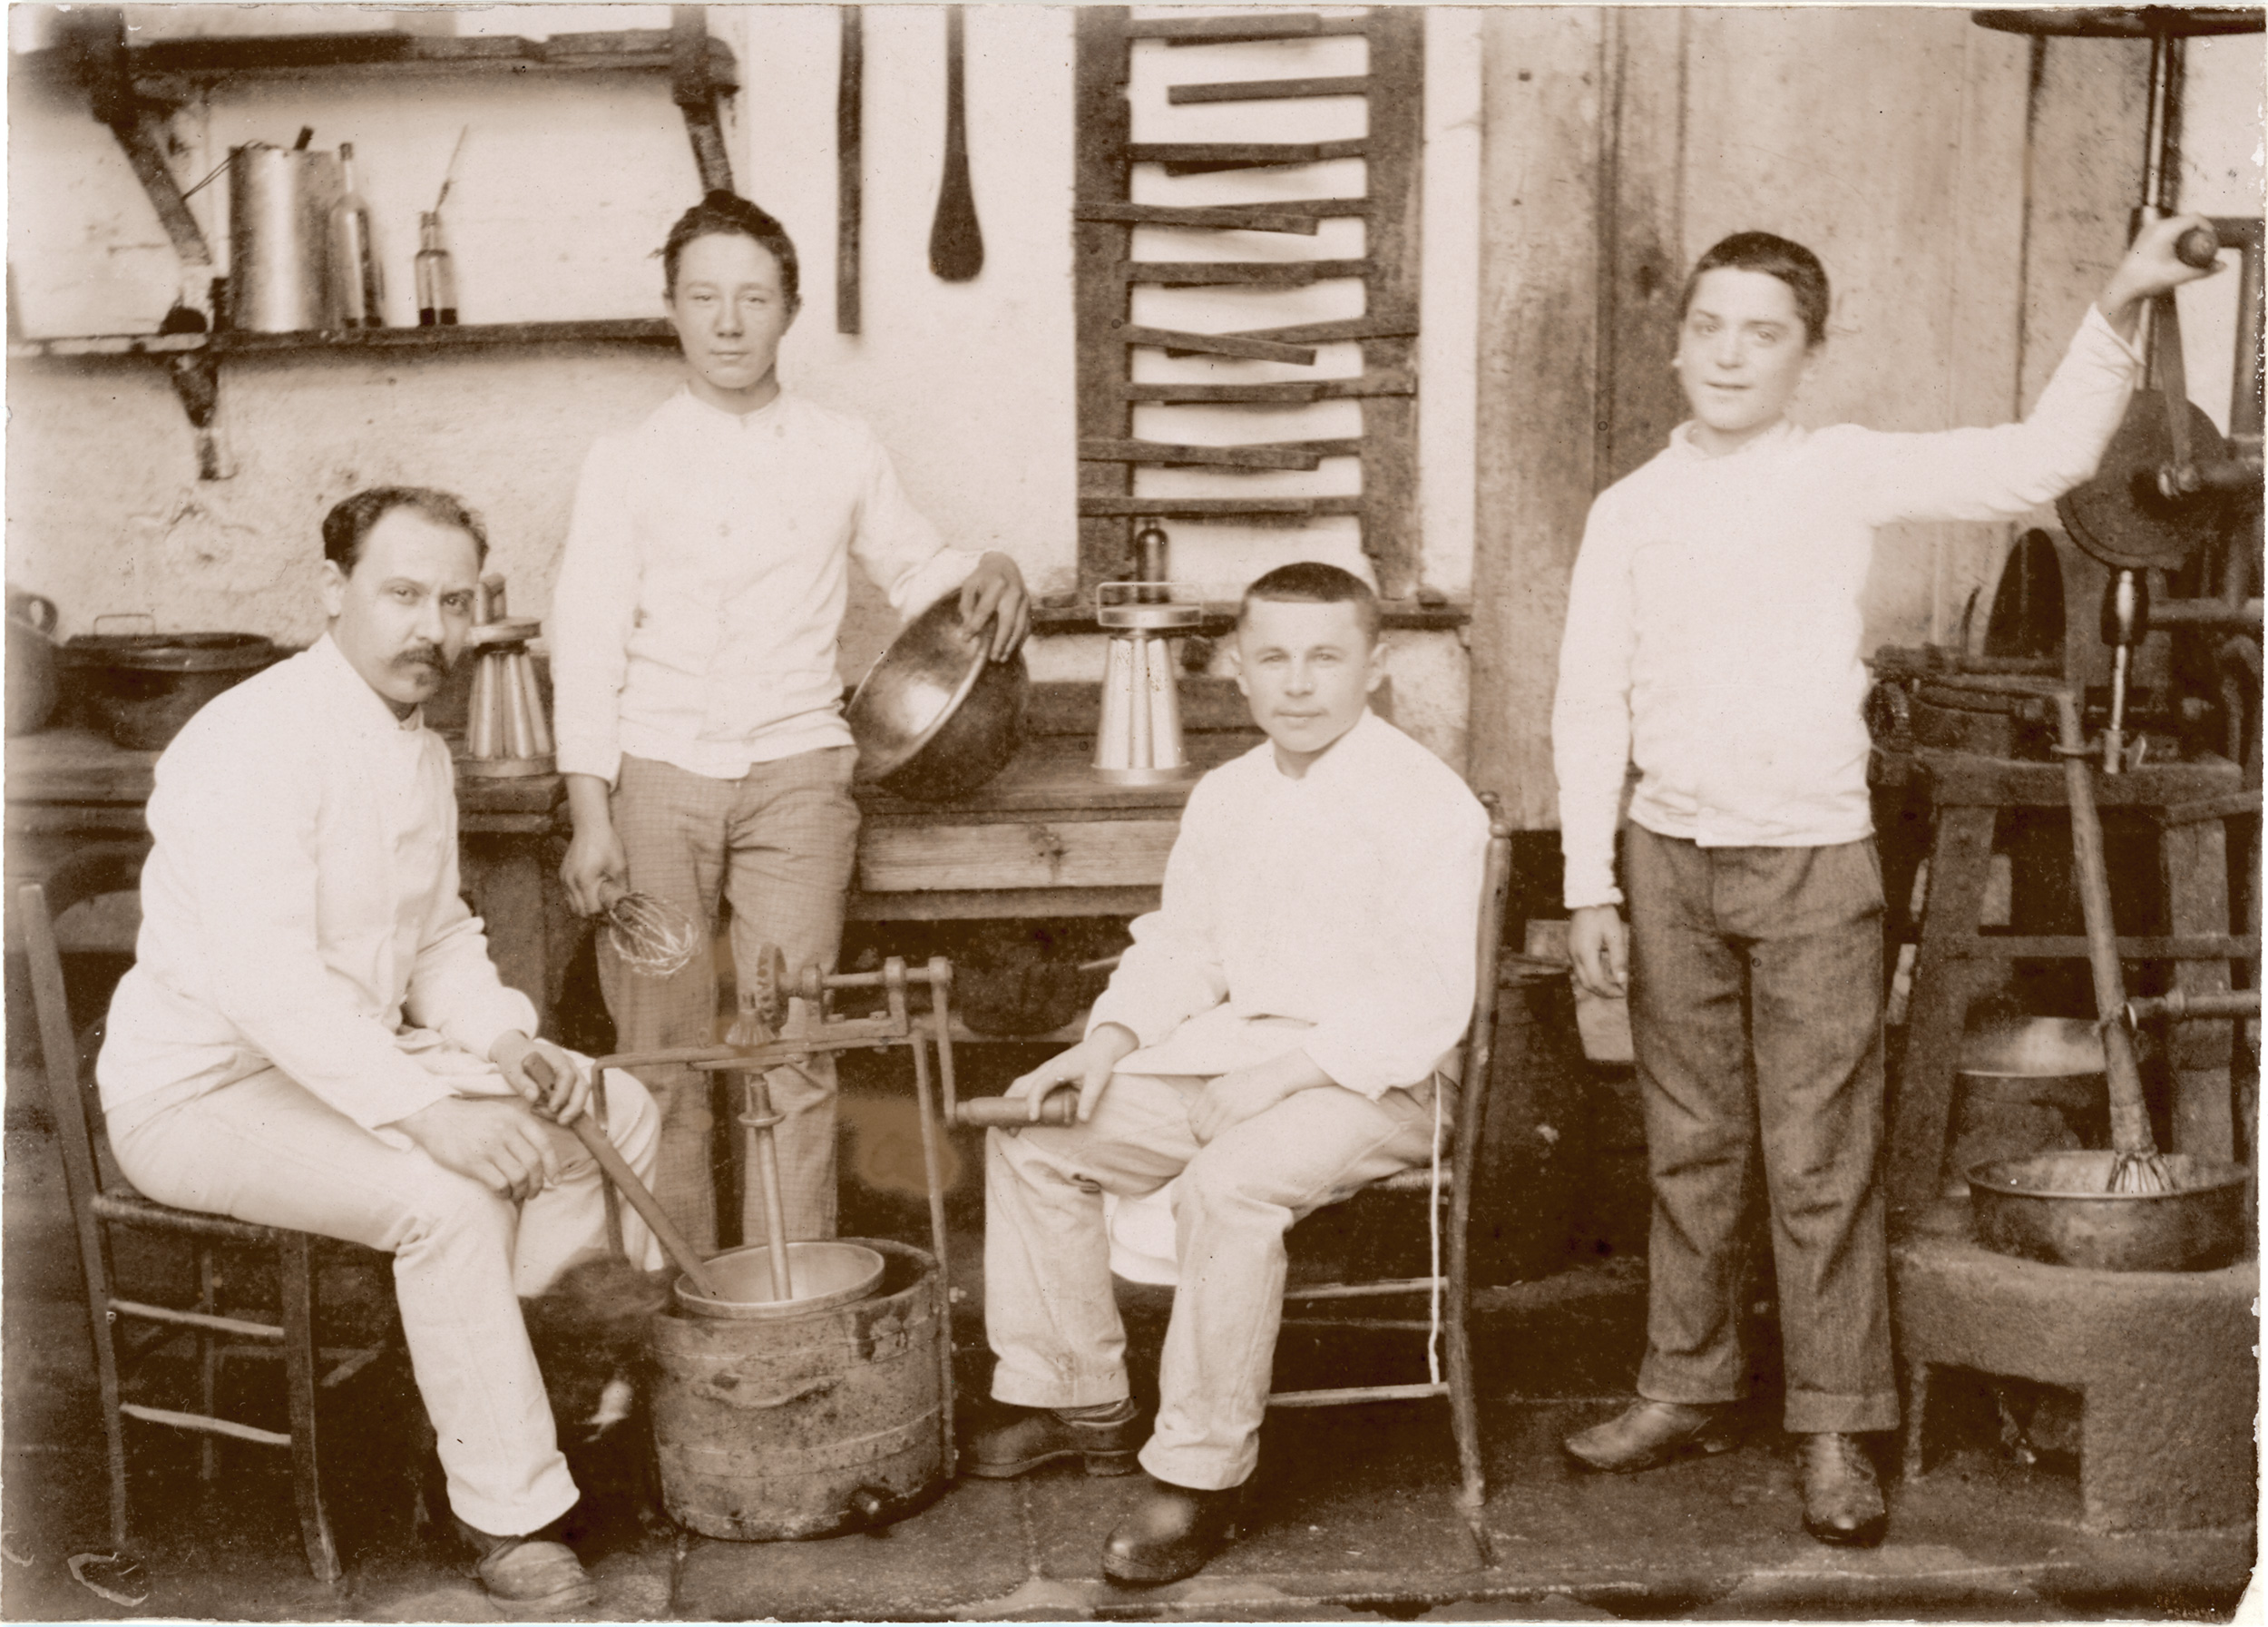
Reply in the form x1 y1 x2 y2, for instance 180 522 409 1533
1623 825 1900 1435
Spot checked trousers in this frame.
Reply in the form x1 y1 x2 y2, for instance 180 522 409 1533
599 748 861 1253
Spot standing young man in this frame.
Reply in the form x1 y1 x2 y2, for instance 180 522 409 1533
550 192 1029 1251
1550 216 2215 1545
973 564 1489 1586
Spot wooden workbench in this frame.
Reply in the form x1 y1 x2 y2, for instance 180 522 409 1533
5 679 1273 1019
852 678 1264 920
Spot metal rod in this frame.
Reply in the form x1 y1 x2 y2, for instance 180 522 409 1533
927 956 960 1121
2127 988 2261 1024
2052 691 2159 1160
744 1073 796 1301
901 968 957 1478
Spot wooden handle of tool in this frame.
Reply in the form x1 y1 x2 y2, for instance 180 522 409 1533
2052 691 2159 1157
566 1115 726 1299
524 1054 724 1297
953 1091 1078 1128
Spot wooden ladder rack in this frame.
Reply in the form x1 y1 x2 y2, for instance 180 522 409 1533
1073 7 1424 598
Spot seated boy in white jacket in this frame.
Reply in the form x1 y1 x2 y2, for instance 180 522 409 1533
968 562 1490 1587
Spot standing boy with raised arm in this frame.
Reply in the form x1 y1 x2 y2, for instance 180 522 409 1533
1551 216 2214 1545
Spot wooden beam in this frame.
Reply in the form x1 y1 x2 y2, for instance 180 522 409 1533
1128 139 1366 174
1113 324 1317 364
836 6 863 334
671 6 733 194
1127 15 1346 44
1597 7 1687 490
1168 75 1370 105
1358 7 1425 598
1075 7 1136 595
1073 201 1322 235
1121 259 1369 286
1080 438 1323 469
1078 495 1365 518
1122 374 1413 405
1469 10 1605 829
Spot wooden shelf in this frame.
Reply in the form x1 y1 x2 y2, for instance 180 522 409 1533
1030 599 1471 636
9 319 681 363
12 29 739 92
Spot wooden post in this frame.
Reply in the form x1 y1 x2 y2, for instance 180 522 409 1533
1360 9 1425 601
1469 9 1604 827
1073 7 1135 597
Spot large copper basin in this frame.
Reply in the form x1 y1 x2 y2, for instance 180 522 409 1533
846 594 1026 802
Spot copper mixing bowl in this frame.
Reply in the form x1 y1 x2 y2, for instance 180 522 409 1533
846 594 1026 801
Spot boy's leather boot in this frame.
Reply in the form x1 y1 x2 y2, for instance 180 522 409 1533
1562 1398 1739 1472
965 1400 1139 1478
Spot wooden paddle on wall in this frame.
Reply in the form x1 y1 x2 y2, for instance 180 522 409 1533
927 5 983 281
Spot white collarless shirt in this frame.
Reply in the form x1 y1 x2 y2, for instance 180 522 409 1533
548 387 982 785
99 634 536 1129
1552 306 2142 910
1089 711 1491 1097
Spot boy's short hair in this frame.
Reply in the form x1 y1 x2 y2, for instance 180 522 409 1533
1237 562 1383 642
660 191 802 309
1679 231 1830 348
322 486 488 573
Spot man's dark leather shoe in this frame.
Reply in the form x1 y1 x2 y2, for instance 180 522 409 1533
1101 1476 1242 1586
1798 1432 1886 1547
964 1403 1139 1479
455 1518 599 1617
1563 1398 1739 1472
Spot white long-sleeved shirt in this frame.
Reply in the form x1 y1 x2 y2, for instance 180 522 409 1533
548 387 983 785
1089 711 1491 1097
98 635 537 1130
1552 305 2144 910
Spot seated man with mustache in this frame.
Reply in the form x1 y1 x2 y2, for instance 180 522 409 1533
98 487 663 1615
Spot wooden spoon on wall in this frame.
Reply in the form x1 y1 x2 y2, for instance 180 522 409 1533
927 5 983 281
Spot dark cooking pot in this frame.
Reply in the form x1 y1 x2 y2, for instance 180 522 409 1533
60 626 285 750
846 594 1027 801
6 591 59 736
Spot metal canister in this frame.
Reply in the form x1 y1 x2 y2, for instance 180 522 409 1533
227 144 341 332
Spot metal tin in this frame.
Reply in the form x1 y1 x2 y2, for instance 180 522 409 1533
653 1238 946 1540
228 144 341 333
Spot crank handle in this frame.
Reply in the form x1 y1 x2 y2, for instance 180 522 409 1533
2175 225 2223 270
2156 453 2263 499
953 1090 1079 1129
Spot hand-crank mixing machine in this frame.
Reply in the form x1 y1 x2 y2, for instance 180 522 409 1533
575 946 1079 1541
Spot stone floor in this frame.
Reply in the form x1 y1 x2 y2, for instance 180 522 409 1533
3 1040 2255 1622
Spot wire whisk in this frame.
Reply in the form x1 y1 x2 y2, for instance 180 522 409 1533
602 888 700 979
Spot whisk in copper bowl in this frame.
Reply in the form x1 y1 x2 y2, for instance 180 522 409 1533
601 887 701 979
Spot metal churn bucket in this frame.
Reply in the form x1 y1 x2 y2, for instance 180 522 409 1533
616 952 964 1540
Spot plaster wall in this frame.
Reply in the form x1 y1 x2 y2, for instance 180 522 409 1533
6 4 1481 766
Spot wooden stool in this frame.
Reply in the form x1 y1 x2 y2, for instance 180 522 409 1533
1886 749 2253 1214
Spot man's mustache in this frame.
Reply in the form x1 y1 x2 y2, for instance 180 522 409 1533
395 644 452 671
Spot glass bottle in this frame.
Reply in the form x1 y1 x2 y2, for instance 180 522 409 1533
328 142 385 328
415 211 459 326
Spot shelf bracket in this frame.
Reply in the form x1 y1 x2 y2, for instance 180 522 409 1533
166 348 230 481
63 7 213 276
671 6 736 196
